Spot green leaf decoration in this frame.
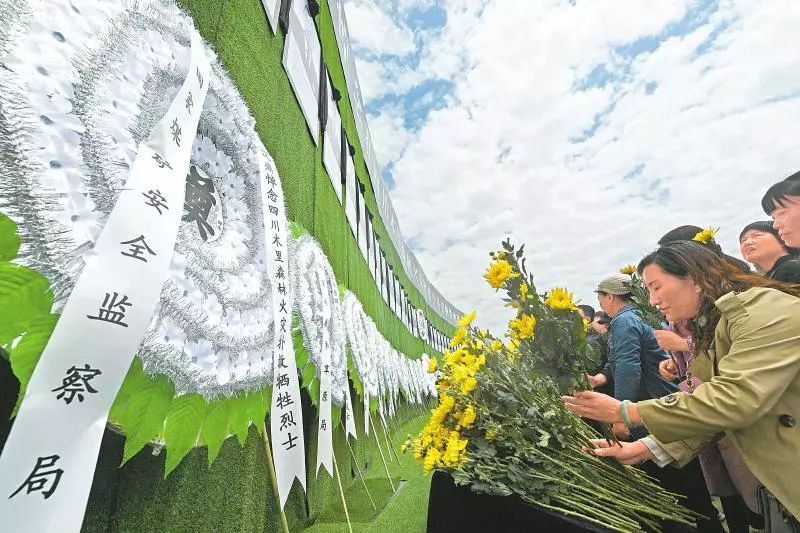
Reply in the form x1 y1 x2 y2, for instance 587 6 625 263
119 375 174 465
309 375 320 406
227 394 251 446
347 351 364 402
202 400 230 465
0 262 54 347
109 357 152 423
245 387 271 435
8 313 58 417
301 361 316 395
289 220 309 238
163 393 207 477
331 404 342 430
0 213 20 262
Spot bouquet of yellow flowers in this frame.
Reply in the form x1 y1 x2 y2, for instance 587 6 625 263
408 240 695 532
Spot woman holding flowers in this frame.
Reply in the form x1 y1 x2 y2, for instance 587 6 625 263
563 241 800 525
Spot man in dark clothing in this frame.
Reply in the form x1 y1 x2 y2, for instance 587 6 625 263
587 274 676 440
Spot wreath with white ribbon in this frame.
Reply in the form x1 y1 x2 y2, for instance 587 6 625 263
0 0 281 398
342 290 378 399
292 234 348 404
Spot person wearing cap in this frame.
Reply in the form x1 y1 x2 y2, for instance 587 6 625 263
739 220 800 283
587 273 722 532
762 170 800 248
587 273 677 428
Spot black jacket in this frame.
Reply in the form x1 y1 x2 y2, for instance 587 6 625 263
766 255 800 284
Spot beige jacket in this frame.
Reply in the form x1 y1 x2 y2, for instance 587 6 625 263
638 287 800 518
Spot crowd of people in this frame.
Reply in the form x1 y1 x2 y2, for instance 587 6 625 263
564 171 800 532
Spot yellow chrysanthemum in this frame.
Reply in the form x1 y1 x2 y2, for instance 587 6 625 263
428 358 437 373
506 338 520 363
509 313 536 340
441 394 455 413
460 404 476 428
619 265 637 275
491 339 503 351
520 283 529 302
450 328 467 347
460 376 477 395
693 227 719 245
544 287 578 311
413 438 424 460
423 447 442 472
457 311 477 328
483 259 519 289
442 431 468 466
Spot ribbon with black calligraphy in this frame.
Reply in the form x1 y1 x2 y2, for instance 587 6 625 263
0 31 210 531
259 146 307 510
316 277 334 477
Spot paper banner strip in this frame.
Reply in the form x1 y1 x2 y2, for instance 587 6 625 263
316 269 334 477
0 31 210 531
261 147 307 510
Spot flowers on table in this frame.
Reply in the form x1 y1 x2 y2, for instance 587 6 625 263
405 240 697 533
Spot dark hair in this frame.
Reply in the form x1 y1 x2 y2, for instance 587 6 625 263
577 304 595 319
739 220 799 257
638 241 800 355
657 224 751 273
596 312 611 325
761 171 800 215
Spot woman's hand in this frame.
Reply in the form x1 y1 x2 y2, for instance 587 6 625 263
562 390 623 424
586 373 607 388
653 330 690 352
658 358 678 381
612 422 630 440
585 439 656 465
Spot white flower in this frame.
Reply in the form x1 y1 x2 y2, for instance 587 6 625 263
185 338 216 372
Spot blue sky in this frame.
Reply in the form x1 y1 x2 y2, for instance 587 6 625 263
344 0 800 332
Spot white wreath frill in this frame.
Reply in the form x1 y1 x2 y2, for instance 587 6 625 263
291 234 348 405
343 291 381 400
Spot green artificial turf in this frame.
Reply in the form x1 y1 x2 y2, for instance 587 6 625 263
301 414 433 533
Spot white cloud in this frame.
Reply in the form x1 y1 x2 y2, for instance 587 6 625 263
343 0 416 56
367 104 414 166
347 0 800 333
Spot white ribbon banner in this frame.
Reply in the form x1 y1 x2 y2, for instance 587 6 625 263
260 148 306 510
0 31 210 532
316 276 333 477
343 382 357 439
